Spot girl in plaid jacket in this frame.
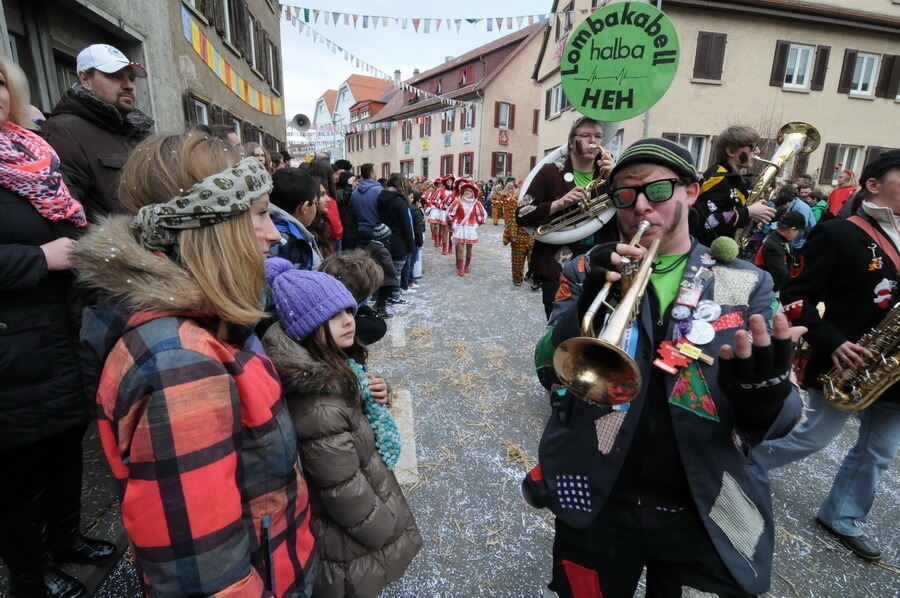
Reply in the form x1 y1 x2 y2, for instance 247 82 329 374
75 132 317 597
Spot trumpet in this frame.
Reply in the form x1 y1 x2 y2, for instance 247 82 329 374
553 220 660 405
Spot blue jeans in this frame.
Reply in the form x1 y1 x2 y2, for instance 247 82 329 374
391 257 407 298
754 388 900 536
401 252 415 288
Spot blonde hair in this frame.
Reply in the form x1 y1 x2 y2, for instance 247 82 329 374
0 55 36 130
840 169 858 188
119 132 266 335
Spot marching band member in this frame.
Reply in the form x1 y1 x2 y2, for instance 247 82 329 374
691 126 776 246
515 117 615 318
445 179 487 277
525 138 802 598
755 149 900 562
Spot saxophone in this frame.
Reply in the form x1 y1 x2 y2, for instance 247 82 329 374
819 302 900 411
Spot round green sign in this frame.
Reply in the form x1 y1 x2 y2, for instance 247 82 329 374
560 2 680 121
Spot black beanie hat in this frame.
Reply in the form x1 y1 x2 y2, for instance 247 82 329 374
610 138 699 185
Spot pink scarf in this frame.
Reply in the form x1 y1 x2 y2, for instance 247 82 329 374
0 121 86 226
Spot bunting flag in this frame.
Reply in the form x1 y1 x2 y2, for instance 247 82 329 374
180 6 282 115
276 3 595 33
287 19 475 110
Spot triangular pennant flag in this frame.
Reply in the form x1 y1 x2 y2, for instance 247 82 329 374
312 10 319 24
401 18 408 29
322 11 328 24
362 15 369 28
435 19 441 32
517 15 524 28
412 18 420 32
423 19 430 34
487 19 492 31
303 8 309 22
343 13 349 25
455 18 462 32
496 18 503 30
384 17 389 27
353 14 359 28
331 11 339 25
507 17 513 29
283 6 291 20
372 17 378 30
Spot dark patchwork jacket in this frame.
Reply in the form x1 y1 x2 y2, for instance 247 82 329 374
534 241 801 595
76 217 317 597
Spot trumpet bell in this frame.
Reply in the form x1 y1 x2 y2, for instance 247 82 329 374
553 336 642 406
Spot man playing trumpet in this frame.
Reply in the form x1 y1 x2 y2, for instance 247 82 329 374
525 138 802 597
516 117 615 318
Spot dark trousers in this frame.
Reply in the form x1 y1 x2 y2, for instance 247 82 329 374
0 424 87 580
541 276 560 319
550 500 754 598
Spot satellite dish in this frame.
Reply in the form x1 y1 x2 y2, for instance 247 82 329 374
290 113 310 132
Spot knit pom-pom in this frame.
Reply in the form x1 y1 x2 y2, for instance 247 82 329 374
710 236 739 263
265 257 294 284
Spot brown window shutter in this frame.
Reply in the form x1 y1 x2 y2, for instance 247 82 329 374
532 108 539 134
530 156 537 170
507 153 512 174
837 49 858 94
460 110 465 129
419 121 424 137
708 33 726 80
770 40 790 87
810 45 830 91
509 104 515 130
875 55 900 98
791 152 809 180
706 135 718 168
494 102 500 127
661 132 679 142
491 152 498 177
471 106 476 127
693 31 712 79
818 143 839 184
864 146 886 170
182 91 197 127
545 89 551 119
441 115 446 134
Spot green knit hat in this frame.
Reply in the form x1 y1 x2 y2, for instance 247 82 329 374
610 138 699 185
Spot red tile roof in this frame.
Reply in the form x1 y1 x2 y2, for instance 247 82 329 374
344 74 393 102
320 90 337 114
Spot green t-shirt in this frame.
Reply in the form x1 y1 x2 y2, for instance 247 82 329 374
650 253 689 318
573 169 594 189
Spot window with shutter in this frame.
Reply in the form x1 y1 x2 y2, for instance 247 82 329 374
818 143 838 184
532 109 539 134
545 89 552 119
783 43 815 89
848 52 880 96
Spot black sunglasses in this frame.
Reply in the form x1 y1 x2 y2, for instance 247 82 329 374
611 178 682 209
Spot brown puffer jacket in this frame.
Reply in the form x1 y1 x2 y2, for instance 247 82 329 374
263 323 421 598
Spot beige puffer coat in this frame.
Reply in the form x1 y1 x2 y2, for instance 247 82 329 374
263 323 421 598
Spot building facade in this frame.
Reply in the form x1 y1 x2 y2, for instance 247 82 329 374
342 24 544 182
310 75 392 160
2 0 286 148
533 0 900 187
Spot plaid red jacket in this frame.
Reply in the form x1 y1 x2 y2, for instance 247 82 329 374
89 310 317 597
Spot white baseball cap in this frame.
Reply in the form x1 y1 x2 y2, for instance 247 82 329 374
76 44 147 78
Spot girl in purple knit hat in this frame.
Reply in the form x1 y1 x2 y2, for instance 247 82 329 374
261 257 421 598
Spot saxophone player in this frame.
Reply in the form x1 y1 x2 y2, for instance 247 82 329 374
691 126 777 246
526 139 803 597
516 117 615 318
755 149 900 562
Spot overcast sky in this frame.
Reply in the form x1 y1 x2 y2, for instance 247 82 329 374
279 0 552 121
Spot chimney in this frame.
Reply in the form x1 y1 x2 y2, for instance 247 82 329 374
394 69 401 85
413 68 420 76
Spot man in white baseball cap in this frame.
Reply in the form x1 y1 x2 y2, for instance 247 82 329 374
42 43 154 218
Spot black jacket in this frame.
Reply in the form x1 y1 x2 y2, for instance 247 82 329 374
692 162 754 246
411 205 425 248
758 229 794 291
41 86 153 220
781 211 900 404
336 186 358 242
366 240 398 287
0 186 89 451
377 190 415 259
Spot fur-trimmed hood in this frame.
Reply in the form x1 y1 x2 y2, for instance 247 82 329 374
74 215 208 366
262 322 348 398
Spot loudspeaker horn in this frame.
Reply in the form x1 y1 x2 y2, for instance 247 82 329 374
290 113 310 132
